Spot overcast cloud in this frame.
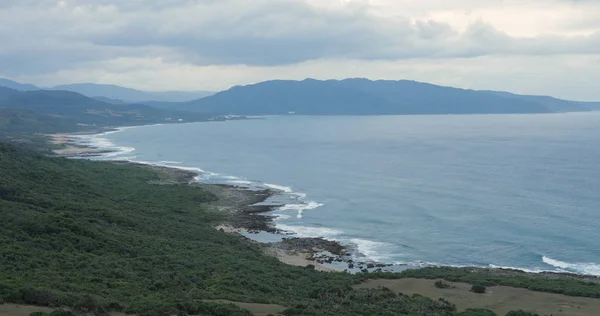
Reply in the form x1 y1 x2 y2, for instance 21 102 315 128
1 0 599 100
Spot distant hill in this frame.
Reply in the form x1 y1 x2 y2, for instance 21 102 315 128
51 83 214 103
0 78 39 91
482 91 594 113
171 78 556 115
0 89 212 135
0 86 20 102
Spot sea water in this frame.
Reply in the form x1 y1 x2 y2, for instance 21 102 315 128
75 113 600 275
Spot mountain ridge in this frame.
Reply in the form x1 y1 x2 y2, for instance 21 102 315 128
171 78 556 115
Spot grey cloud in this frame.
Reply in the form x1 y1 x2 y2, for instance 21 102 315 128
0 0 599 76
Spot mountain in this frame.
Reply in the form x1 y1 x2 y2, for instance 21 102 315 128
171 78 554 115
0 86 20 102
0 78 39 91
482 91 593 112
0 89 212 135
51 83 213 103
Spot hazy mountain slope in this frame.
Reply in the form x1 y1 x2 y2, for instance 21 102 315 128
174 78 551 115
483 91 591 112
332 79 551 114
52 83 213 102
175 79 400 115
0 90 212 133
0 78 39 91
0 86 20 102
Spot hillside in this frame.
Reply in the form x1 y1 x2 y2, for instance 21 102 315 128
0 78 39 91
0 89 215 149
0 90 212 131
52 83 214 103
172 79 557 115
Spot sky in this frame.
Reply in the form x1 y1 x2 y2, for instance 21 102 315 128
0 0 599 100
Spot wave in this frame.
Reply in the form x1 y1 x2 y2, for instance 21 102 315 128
542 256 600 276
278 201 324 218
349 238 395 262
264 183 293 193
276 224 343 238
159 161 182 164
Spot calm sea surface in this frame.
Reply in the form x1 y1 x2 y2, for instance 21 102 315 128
81 113 600 275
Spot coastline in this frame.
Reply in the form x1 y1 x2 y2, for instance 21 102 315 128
46 128 600 281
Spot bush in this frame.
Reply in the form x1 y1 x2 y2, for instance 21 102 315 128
471 285 486 294
505 311 539 316
434 280 451 289
457 309 497 316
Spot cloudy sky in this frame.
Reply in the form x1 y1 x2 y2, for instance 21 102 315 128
1 0 599 100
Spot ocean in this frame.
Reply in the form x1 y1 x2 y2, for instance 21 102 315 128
74 113 600 275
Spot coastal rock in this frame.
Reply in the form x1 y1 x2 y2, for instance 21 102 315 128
274 237 346 255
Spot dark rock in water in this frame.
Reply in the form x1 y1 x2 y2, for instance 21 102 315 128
348 263 354 269
361 269 369 273
367 263 375 269
274 237 346 255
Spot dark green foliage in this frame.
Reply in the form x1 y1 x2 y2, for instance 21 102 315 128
505 311 539 316
457 308 497 316
471 285 486 294
29 311 75 316
435 280 451 289
368 267 600 298
284 288 457 316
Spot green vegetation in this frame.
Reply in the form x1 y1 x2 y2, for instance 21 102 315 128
456 309 496 316
504 311 538 316
434 280 451 289
368 267 600 298
30 312 75 316
471 285 486 294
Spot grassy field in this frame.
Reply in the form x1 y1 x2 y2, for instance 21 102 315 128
356 278 600 316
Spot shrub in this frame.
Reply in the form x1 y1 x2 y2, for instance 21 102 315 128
457 308 497 316
471 285 486 294
505 311 539 316
456 308 496 316
434 280 451 289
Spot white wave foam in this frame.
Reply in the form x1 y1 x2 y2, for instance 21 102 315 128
349 239 394 262
159 161 182 164
487 264 548 274
273 214 291 220
278 201 324 219
264 183 293 193
276 224 343 238
229 180 253 185
542 256 600 276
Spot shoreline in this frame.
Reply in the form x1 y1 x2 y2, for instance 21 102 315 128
45 128 600 280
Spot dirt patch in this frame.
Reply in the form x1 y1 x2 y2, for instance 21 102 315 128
0 304 56 316
0 304 132 316
203 300 286 316
355 278 600 316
